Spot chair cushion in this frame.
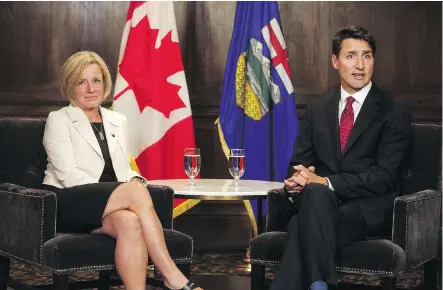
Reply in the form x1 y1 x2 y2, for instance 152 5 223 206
250 232 406 275
336 240 406 275
249 232 288 265
41 229 193 274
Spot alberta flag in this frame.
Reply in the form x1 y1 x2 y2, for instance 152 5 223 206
216 1 298 235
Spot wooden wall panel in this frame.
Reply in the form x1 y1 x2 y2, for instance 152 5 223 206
0 2 440 121
280 2 330 94
0 2 129 110
190 2 235 108
0 1 441 250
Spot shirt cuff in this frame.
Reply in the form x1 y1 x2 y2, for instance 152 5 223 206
326 177 334 191
285 187 298 193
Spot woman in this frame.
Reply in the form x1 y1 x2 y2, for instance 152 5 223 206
41 51 201 290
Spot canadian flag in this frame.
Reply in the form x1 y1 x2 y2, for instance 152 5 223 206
113 1 199 217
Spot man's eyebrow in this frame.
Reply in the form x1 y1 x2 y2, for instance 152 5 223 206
344 50 373 54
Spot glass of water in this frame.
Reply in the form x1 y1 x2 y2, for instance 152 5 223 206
229 149 245 188
184 148 201 187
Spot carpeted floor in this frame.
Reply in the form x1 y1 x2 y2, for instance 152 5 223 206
191 252 423 289
7 251 423 289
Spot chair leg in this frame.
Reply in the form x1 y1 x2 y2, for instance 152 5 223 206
251 264 265 290
0 256 10 290
381 276 396 290
53 273 69 290
177 263 191 280
424 259 438 290
153 265 161 279
99 270 111 290
438 259 442 290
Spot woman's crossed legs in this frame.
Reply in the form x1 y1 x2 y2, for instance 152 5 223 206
94 181 202 290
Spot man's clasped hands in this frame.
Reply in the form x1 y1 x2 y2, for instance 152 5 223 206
284 165 329 193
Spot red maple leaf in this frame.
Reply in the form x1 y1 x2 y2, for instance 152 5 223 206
116 14 186 118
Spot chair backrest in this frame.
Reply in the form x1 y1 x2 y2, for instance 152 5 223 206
0 118 47 188
401 123 442 194
0 119 440 194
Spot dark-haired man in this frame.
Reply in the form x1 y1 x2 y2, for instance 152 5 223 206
270 26 411 290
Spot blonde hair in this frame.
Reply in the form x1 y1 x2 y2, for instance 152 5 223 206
60 51 112 104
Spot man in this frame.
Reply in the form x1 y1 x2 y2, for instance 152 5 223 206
269 26 412 290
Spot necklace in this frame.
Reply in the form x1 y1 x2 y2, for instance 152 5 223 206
91 123 105 140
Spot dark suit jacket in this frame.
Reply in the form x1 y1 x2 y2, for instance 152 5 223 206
286 84 412 235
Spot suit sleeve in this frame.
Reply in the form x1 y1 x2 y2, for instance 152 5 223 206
285 101 316 179
328 102 412 200
43 112 97 187
121 116 148 183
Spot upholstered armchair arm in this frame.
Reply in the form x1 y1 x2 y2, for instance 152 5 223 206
0 183 56 263
266 188 297 232
392 189 442 268
147 184 174 229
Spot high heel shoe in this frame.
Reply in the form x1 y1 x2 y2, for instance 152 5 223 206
165 281 200 290
179 282 198 290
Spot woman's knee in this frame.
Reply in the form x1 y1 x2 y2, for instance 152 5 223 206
126 182 154 208
104 210 142 237
104 182 153 219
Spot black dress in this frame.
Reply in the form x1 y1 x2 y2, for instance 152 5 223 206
41 123 123 233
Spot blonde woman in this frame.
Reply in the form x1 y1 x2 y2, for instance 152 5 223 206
40 51 201 290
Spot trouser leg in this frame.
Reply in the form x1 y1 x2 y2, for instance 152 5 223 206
270 184 339 290
270 184 368 290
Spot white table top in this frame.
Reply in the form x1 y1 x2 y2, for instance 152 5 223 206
148 178 284 200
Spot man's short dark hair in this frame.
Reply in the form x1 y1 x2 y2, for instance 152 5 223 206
332 26 376 57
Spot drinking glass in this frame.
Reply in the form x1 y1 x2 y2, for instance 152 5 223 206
228 149 245 188
184 148 201 187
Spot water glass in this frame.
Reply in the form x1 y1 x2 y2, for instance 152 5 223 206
229 149 245 187
184 148 201 187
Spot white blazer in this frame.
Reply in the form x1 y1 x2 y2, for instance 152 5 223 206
42 104 146 188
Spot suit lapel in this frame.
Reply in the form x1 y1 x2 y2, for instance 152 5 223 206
342 85 381 157
325 90 341 164
100 107 119 157
66 104 103 158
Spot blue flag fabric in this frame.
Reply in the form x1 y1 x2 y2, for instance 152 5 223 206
217 1 299 235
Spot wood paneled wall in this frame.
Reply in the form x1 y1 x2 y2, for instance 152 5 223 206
0 1 441 250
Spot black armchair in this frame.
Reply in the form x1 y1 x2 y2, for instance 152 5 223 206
249 123 442 290
0 118 194 290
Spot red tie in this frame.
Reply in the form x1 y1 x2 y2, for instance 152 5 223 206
339 96 355 152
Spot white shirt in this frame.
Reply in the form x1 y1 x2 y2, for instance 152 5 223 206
327 81 372 191
338 81 372 123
